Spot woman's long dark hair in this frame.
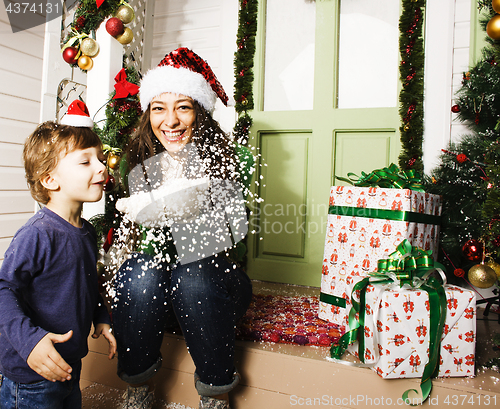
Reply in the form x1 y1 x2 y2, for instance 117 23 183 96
124 100 239 183
120 100 242 250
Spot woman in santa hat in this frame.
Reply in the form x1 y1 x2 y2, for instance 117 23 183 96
112 48 254 409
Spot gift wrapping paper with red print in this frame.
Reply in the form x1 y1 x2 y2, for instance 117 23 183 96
347 284 476 379
318 185 442 329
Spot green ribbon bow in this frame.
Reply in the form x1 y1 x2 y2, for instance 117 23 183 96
329 240 447 405
370 240 443 288
103 144 122 155
336 163 425 192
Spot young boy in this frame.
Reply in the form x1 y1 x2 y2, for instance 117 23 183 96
0 101 117 408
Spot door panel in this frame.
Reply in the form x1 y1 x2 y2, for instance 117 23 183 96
247 0 401 286
256 132 309 259
334 130 395 184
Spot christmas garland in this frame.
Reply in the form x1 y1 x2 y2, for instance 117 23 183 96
70 0 122 35
90 66 141 245
61 0 136 71
233 0 258 145
398 0 426 173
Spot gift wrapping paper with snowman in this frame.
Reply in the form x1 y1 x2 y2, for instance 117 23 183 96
318 184 442 329
347 283 476 379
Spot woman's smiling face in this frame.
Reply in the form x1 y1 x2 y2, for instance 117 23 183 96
150 92 196 154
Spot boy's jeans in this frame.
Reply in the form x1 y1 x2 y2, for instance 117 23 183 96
0 361 82 409
113 252 252 395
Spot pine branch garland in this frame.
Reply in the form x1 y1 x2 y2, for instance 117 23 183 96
91 65 141 246
69 0 122 38
398 0 425 173
233 0 258 145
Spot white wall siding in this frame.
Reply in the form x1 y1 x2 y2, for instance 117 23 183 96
151 0 238 132
450 0 475 144
423 0 472 173
0 1 44 262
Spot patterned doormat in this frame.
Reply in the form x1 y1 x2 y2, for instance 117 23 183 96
235 294 342 347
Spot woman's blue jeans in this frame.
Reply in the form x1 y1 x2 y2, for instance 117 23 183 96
113 252 252 396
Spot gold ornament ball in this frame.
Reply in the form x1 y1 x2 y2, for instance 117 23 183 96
115 27 134 45
468 264 498 288
78 55 93 71
493 0 500 14
487 14 500 40
80 37 99 57
107 154 121 170
486 259 500 278
116 4 135 24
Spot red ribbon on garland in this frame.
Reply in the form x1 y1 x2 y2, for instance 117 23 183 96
96 0 105 7
103 228 114 252
113 68 139 99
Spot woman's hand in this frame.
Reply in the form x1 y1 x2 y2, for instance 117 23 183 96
92 323 117 360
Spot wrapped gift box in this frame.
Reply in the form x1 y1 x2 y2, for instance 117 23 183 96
347 284 476 378
319 185 442 329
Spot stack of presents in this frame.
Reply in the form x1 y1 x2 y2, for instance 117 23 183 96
318 165 476 402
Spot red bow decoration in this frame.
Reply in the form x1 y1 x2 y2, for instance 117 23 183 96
103 228 114 253
113 68 139 99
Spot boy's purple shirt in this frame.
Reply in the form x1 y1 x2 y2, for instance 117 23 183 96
0 207 110 383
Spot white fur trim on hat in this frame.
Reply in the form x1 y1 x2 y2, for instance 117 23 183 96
60 100 94 128
139 65 217 113
60 115 94 128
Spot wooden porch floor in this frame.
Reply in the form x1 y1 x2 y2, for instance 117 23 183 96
81 281 500 409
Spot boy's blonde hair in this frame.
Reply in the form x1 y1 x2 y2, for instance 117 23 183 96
23 121 103 204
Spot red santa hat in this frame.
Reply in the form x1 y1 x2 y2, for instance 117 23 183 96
139 47 228 113
60 100 94 128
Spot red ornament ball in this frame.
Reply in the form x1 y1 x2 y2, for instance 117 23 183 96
451 104 460 113
62 46 79 65
454 268 465 278
456 153 468 164
103 175 116 192
462 239 483 262
105 17 124 37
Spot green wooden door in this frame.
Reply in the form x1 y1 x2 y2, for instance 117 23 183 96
247 0 402 286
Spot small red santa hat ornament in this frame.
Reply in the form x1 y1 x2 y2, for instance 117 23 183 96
139 47 228 113
60 100 94 128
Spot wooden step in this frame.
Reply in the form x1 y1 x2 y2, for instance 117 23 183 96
82 323 500 409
